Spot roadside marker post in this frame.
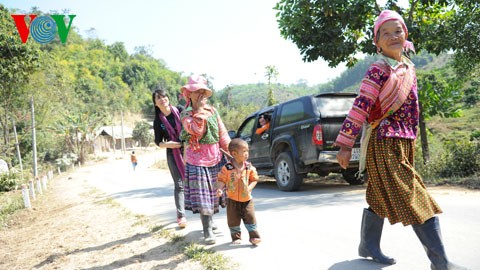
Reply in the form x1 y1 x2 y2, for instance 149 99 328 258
35 177 43 195
21 184 31 209
41 175 47 190
28 180 36 200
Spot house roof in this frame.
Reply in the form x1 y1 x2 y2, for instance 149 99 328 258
96 125 133 139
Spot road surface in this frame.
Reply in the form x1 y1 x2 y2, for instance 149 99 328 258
80 149 480 270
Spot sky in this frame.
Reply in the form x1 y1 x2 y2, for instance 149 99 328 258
1 0 350 89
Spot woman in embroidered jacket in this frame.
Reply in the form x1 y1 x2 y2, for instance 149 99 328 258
152 89 187 228
336 10 466 270
179 75 231 245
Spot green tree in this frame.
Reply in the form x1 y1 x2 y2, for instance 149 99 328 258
107 42 128 62
275 0 480 74
0 5 190 172
0 6 40 159
275 0 479 163
132 121 153 148
50 112 103 164
265 65 279 106
416 68 464 162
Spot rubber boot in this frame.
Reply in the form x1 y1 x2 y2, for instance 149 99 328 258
200 215 216 245
358 208 396 265
412 217 469 270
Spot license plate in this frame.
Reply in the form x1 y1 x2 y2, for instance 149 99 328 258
350 148 360 161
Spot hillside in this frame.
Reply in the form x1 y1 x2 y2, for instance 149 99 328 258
217 52 452 106
428 106 480 142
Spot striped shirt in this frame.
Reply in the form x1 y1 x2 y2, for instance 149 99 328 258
336 56 419 149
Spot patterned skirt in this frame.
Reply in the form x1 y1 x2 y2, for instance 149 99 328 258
184 159 226 216
365 132 442 226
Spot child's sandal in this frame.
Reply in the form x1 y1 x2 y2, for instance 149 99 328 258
249 238 261 246
232 239 241 245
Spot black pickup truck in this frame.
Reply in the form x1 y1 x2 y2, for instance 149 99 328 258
230 93 362 191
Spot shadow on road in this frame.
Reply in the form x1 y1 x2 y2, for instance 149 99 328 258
109 187 171 201
328 259 392 270
252 179 366 212
34 232 151 269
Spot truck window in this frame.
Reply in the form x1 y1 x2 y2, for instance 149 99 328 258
278 100 304 126
238 117 256 138
315 96 355 117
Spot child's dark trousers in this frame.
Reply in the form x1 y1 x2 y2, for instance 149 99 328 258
226 198 260 241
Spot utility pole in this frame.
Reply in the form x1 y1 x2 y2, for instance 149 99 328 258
111 118 115 154
120 111 126 154
31 97 38 177
12 118 23 172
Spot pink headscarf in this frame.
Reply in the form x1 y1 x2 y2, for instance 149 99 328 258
373 10 415 53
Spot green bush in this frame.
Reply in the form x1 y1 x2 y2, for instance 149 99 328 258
419 139 480 180
0 172 21 192
471 130 480 141
439 140 480 177
55 153 78 171
132 121 153 148
0 193 24 227
416 139 480 185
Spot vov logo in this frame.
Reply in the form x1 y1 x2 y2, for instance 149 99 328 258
11 14 76 44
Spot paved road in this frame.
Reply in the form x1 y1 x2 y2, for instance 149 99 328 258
79 149 480 270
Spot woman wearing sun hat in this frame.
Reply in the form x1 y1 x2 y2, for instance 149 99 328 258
179 75 230 245
335 10 468 270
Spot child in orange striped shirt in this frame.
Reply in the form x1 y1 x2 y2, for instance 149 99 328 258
216 138 261 245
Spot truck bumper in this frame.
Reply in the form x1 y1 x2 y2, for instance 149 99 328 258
318 151 341 163
318 149 360 163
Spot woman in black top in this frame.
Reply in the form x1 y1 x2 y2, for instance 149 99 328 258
152 89 187 228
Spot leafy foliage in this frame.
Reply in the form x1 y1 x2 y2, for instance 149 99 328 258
416 67 464 119
418 140 480 180
275 0 480 75
0 172 19 192
132 121 153 148
0 5 40 161
55 153 78 171
0 4 477 186
0 5 184 174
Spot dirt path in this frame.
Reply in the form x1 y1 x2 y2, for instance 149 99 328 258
0 153 203 270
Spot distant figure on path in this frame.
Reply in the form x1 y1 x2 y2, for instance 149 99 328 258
130 151 138 171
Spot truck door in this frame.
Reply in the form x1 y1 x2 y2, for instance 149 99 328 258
235 115 271 169
275 99 314 165
249 112 273 169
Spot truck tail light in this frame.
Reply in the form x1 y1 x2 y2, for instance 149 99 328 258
312 124 323 145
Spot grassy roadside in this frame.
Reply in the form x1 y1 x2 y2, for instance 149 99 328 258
89 184 238 270
150 224 238 270
0 173 237 270
0 191 23 227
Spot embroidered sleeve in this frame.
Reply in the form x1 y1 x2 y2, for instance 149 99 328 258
248 164 259 184
335 64 389 148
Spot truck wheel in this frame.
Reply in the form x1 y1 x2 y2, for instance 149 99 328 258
342 169 364 185
274 152 303 191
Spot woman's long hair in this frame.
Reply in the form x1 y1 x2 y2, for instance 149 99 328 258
152 89 169 122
